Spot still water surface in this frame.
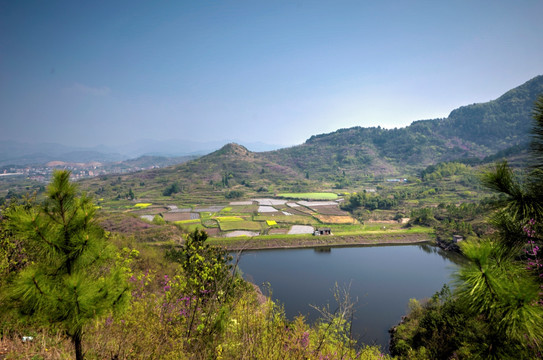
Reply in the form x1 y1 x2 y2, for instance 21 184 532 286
234 244 462 350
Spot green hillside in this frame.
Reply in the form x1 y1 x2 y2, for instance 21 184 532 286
267 75 543 177
79 143 321 206
443 75 543 147
76 76 543 205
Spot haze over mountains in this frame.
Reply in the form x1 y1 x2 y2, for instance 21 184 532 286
159 75 543 180
76 74 542 200
0 139 282 167
265 75 543 176
3 75 542 173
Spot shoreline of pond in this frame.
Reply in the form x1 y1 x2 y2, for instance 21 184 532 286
209 232 435 251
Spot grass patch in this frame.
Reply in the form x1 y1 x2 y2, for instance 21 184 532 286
277 192 339 200
202 219 219 228
214 216 244 222
333 225 434 236
219 220 263 231
327 224 365 232
185 223 206 232
314 215 357 224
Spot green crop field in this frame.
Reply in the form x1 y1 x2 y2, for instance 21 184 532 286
277 192 339 200
218 220 263 231
214 216 244 222
174 219 201 224
134 203 152 208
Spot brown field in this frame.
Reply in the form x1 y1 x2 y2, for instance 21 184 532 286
315 215 357 224
272 206 309 216
229 205 258 213
309 205 349 216
288 205 315 215
99 214 158 233
163 212 200 222
203 227 220 236
97 213 183 244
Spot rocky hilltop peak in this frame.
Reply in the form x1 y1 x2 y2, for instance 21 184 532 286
212 143 252 157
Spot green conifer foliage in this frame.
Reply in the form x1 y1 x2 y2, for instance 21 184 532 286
391 96 543 359
4 170 130 360
456 95 543 357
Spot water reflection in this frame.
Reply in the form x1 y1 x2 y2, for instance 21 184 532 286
416 243 465 265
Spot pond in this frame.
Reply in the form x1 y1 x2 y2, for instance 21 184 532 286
233 243 463 351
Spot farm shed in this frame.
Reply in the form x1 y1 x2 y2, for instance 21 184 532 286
314 227 331 236
453 235 463 243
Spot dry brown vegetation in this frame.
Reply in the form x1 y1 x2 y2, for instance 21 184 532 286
314 215 358 224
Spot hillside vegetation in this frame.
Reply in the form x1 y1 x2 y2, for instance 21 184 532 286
268 75 543 178
0 174 391 359
73 76 543 205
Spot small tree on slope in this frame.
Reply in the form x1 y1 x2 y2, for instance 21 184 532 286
3 170 130 360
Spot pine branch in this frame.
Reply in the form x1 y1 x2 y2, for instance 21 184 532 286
32 275 45 296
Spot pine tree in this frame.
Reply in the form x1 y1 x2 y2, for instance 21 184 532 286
4 170 130 360
390 96 543 359
456 95 543 357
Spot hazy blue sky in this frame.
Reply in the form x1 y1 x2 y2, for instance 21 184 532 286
1 1 542 148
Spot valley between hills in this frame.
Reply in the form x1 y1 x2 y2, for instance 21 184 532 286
2 76 543 250
70 76 543 249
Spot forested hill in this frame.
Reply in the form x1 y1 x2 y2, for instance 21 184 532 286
78 75 543 197
265 75 543 175
443 75 543 148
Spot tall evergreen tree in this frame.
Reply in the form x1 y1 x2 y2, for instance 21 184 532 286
456 95 543 357
3 170 130 360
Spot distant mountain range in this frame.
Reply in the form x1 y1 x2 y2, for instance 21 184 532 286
0 139 283 167
74 75 543 199
0 141 126 167
143 75 543 184
4 75 542 185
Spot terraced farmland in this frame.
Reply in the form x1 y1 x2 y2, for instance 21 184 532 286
126 196 406 239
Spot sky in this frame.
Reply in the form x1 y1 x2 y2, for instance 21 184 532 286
1 0 543 150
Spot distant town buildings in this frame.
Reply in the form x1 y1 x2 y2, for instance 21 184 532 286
1 162 169 183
